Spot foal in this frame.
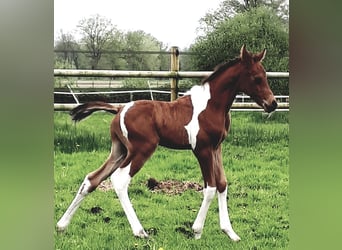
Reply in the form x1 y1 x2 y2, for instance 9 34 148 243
56 45 277 241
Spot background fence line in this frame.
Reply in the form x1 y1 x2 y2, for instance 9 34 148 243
54 69 289 79
54 87 289 111
53 70 289 109
54 102 289 112
54 70 289 111
54 46 289 111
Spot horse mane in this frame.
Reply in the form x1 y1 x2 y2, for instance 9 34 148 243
201 57 241 84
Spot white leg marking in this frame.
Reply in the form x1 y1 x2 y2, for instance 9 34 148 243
184 83 211 149
192 185 216 239
218 188 241 241
57 177 91 231
120 101 134 139
111 163 148 238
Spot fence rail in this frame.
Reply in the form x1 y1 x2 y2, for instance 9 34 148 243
54 88 289 111
54 69 289 111
54 46 289 112
54 102 289 112
54 69 289 79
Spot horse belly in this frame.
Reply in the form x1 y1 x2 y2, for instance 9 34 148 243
153 98 193 150
158 125 192 150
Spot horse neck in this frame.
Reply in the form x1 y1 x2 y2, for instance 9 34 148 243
207 73 239 113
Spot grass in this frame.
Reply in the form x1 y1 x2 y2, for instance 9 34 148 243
54 111 289 249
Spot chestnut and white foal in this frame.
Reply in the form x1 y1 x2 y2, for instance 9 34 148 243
56 45 277 241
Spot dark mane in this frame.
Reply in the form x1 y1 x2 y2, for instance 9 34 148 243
201 57 241 84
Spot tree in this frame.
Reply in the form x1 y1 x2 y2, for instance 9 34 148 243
123 30 168 71
190 7 289 94
198 0 289 34
77 14 118 69
98 30 127 70
54 30 80 69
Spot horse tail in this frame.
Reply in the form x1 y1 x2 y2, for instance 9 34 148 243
70 101 123 122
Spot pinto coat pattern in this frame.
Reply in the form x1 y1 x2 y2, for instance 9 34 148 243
56 45 277 241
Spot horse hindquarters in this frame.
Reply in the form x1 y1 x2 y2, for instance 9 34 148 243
109 106 160 237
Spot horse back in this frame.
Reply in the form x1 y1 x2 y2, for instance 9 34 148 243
112 97 193 149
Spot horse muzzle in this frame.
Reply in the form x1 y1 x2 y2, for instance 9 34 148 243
262 99 278 113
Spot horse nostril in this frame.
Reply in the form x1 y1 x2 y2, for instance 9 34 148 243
272 100 278 109
264 100 278 113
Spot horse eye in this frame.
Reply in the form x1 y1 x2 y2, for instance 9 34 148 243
254 77 262 85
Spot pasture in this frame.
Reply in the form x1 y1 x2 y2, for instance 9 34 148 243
54 111 289 249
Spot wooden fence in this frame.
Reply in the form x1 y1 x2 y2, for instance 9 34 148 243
54 46 289 111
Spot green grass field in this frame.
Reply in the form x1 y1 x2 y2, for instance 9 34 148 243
54 111 289 249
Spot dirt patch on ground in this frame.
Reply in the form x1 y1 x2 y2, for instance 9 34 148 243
147 178 203 195
98 180 113 192
98 178 203 195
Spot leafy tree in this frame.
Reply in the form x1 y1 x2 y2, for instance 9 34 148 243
77 14 118 69
199 0 289 34
98 30 127 70
54 30 80 69
192 7 288 70
190 7 289 94
55 14 170 71
123 30 168 71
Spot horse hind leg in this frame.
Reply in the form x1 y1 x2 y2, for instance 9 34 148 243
56 141 125 231
111 162 148 238
111 142 157 238
56 174 91 231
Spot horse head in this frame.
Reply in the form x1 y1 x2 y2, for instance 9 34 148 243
236 45 277 113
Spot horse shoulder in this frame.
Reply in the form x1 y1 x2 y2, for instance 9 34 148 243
195 108 230 148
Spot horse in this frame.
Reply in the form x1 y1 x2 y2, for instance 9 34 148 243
56 45 277 241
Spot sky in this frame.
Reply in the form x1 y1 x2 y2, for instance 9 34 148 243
54 0 222 49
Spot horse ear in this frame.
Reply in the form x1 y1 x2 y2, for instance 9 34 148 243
254 49 267 62
240 44 252 63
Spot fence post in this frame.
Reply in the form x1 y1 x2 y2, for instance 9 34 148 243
170 46 179 101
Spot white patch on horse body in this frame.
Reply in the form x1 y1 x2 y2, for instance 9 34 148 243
184 82 211 149
120 101 134 139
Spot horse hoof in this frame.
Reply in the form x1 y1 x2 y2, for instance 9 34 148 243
56 224 67 232
230 234 241 242
56 220 69 232
134 229 149 238
222 229 241 242
193 232 202 240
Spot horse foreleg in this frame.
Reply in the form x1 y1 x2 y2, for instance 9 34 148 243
192 147 218 239
217 188 241 241
192 186 216 239
214 145 241 241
